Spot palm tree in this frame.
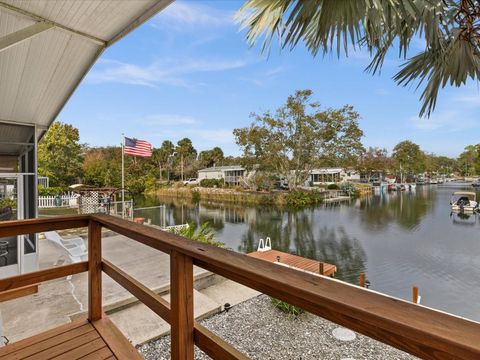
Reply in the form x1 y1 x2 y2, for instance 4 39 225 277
236 0 480 117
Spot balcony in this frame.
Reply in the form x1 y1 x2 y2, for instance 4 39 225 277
0 214 479 359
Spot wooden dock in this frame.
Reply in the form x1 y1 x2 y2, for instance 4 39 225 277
247 249 336 277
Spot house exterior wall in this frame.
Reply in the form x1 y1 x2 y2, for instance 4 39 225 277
198 170 224 181
310 168 360 185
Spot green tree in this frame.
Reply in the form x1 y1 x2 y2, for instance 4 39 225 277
153 140 175 181
234 89 364 189
83 147 121 187
392 140 425 175
199 147 224 168
359 147 392 180
175 138 197 181
38 122 83 187
236 0 480 117
83 146 158 194
424 154 458 174
317 106 365 167
458 144 480 175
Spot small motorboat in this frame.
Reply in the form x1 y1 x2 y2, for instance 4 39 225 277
407 183 416 191
451 192 478 212
416 178 426 185
472 180 480 188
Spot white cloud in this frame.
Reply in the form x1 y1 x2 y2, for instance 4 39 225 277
152 2 234 29
87 57 251 87
197 130 234 144
239 66 286 87
137 114 198 126
454 94 480 106
409 111 476 132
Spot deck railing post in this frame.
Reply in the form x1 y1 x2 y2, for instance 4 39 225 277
88 219 102 321
170 250 194 360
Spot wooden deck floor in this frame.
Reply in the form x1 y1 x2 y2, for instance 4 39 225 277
247 250 336 277
0 316 143 360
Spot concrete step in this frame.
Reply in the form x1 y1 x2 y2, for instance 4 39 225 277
108 289 221 345
199 279 261 310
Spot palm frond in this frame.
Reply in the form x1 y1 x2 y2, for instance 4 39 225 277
236 0 480 117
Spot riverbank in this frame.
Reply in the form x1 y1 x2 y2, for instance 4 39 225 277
155 186 323 207
152 186 365 208
138 295 415 359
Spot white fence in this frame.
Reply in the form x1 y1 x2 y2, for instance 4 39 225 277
38 193 79 208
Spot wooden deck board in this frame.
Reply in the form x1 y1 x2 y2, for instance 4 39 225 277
0 316 142 360
247 250 336 277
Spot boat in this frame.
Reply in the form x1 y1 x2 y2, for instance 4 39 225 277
430 178 438 185
450 191 478 212
416 178 426 185
472 180 480 188
407 183 416 191
396 184 406 191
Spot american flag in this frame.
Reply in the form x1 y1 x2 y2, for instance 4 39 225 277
124 137 152 157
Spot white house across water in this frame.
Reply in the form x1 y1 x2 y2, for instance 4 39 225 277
310 168 360 185
198 165 246 185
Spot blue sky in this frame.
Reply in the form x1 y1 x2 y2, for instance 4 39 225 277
58 0 480 158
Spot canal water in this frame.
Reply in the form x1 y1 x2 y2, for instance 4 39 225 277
134 184 480 322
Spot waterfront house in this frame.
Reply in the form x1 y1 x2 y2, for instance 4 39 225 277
198 165 246 185
310 168 360 185
0 1 478 359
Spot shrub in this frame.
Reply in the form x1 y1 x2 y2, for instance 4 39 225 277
191 190 201 203
258 194 275 207
284 191 322 207
0 198 16 209
38 185 65 196
200 178 223 188
340 182 358 196
169 222 224 247
270 297 304 318
327 183 339 190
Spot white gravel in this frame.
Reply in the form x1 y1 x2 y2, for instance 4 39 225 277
138 295 416 360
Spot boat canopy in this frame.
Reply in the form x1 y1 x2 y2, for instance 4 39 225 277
452 191 477 200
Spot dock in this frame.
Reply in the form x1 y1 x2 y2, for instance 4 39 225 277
322 190 351 203
248 249 336 277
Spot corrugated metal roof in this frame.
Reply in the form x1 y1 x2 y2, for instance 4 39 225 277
0 0 172 139
199 165 245 173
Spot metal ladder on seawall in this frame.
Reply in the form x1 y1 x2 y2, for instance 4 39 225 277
257 237 271 252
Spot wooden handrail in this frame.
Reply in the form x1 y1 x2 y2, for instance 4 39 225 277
0 262 88 291
1 214 480 359
102 259 171 323
92 214 480 360
0 215 89 237
102 259 248 359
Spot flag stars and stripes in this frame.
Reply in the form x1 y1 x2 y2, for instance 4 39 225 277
124 137 152 157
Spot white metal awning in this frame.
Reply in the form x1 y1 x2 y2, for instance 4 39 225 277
0 0 173 140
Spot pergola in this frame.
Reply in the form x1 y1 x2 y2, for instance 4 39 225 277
0 0 172 276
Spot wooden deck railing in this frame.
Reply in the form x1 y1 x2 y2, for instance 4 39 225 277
0 214 480 360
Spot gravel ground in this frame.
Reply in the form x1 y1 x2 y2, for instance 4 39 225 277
138 295 416 360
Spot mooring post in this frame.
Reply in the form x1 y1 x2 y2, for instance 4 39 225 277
412 286 419 304
359 272 365 288
319 262 324 275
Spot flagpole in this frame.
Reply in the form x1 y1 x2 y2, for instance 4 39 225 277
121 133 125 219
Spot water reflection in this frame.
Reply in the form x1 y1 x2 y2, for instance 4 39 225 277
358 189 434 231
134 186 480 321
450 211 477 226
316 226 367 283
